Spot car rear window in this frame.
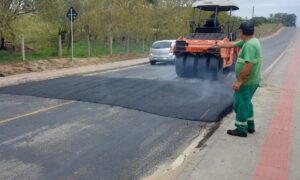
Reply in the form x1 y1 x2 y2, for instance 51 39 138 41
152 42 172 49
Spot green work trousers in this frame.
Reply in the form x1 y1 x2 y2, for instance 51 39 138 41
234 84 259 133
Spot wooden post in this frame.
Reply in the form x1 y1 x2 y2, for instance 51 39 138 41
58 35 62 57
21 35 26 61
126 37 130 53
142 39 145 52
110 36 113 55
87 34 91 57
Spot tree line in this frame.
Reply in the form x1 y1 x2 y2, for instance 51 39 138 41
0 0 189 50
252 13 297 27
0 0 240 51
1 0 293 53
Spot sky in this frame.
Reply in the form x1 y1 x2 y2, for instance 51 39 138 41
233 0 300 26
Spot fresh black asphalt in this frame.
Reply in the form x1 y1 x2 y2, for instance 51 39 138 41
0 76 234 122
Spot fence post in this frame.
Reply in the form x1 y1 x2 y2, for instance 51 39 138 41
58 35 62 57
110 36 113 55
87 34 91 57
142 39 145 52
21 35 26 61
126 37 130 53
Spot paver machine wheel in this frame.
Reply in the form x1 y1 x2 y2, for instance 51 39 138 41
175 53 222 80
175 53 185 77
196 54 221 80
175 53 201 78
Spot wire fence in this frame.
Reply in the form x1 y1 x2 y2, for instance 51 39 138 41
0 35 155 63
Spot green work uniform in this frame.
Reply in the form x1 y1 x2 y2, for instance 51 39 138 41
234 38 262 133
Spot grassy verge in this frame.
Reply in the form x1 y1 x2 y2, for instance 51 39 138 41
0 41 152 64
255 23 283 38
0 53 149 76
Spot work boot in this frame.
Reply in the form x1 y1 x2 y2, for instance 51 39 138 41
227 129 247 137
248 129 255 134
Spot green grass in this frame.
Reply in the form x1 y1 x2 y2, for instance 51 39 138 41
0 49 57 64
0 40 152 64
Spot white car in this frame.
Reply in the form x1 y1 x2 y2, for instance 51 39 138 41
149 40 176 65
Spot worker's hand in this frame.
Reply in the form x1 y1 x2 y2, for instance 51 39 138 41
232 81 242 91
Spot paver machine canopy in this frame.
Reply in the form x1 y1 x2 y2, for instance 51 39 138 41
175 0 240 80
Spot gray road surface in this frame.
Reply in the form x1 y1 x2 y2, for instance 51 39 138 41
0 27 296 180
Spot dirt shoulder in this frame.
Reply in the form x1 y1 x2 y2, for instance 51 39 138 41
0 53 148 76
255 23 283 39
0 57 148 88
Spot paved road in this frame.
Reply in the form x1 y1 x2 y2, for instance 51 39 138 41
0 28 297 180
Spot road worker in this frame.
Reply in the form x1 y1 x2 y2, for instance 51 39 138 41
212 20 262 137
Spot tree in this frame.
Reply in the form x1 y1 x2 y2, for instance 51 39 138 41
283 14 297 27
251 17 268 27
270 13 297 26
0 0 36 49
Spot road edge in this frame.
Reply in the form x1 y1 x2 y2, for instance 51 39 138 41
259 27 285 41
0 58 149 88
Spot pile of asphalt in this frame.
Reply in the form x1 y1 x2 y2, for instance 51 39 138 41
0 76 234 122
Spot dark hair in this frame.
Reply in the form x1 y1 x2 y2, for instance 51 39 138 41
239 21 255 36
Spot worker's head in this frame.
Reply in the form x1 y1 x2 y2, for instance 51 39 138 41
239 20 255 41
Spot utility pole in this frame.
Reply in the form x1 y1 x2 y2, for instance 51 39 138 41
252 0 255 18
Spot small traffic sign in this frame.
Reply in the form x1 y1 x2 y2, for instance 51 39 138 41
67 7 78 22
66 7 78 61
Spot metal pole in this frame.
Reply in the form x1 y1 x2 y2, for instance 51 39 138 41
198 8 202 26
252 0 255 18
228 8 232 39
191 8 196 33
214 7 218 27
71 8 74 61
193 8 196 22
